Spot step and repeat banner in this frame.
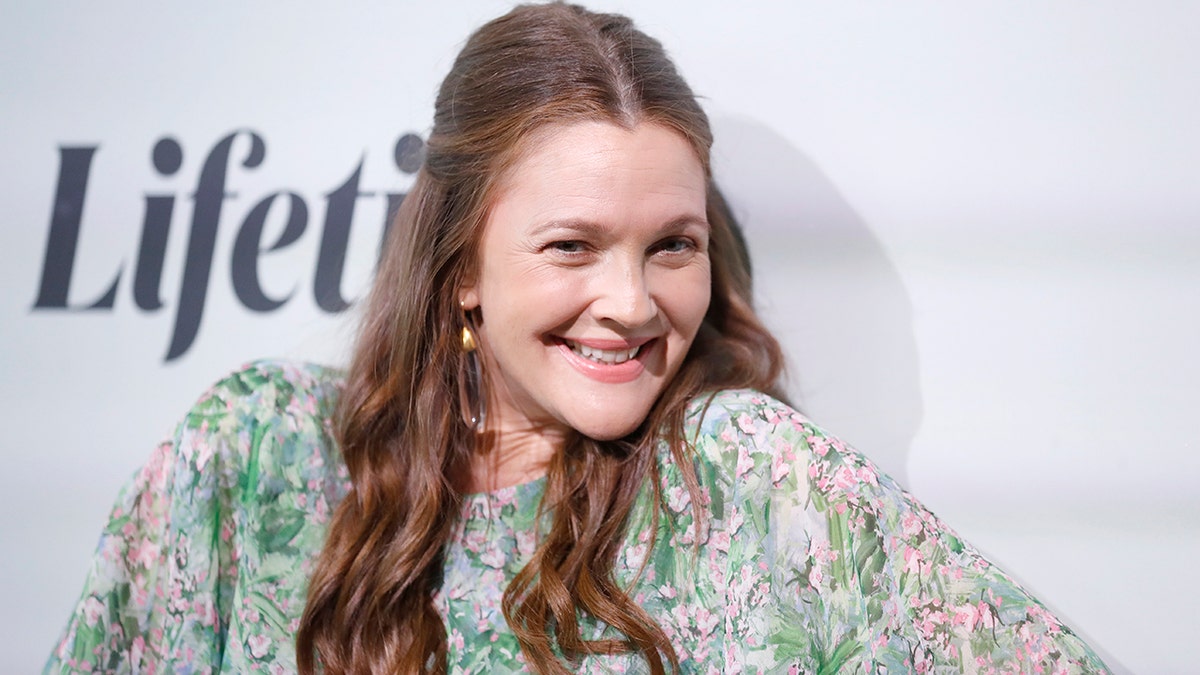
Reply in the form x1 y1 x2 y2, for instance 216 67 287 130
5 2 1197 671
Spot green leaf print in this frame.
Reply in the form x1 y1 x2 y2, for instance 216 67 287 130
258 507 307 553
853 515 885 596
817 635 864 675
240 423 268 506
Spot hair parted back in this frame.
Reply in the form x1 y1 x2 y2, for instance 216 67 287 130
296 3 784 673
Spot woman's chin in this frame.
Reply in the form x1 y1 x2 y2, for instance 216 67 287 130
567 412 648 442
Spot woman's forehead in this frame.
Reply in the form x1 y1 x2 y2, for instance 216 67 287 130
484 121 708 235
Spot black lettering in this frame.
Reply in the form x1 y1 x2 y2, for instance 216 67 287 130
134 137 183 311
314 160 371 312
232 192 307 312
33 145 121 309
165 130 266 361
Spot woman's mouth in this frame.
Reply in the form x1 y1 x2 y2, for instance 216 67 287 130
566 340 641 364
557 338 653 383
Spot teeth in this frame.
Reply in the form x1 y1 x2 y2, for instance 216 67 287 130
568 341 641 365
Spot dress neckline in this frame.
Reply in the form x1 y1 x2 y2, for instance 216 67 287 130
458 474 548 523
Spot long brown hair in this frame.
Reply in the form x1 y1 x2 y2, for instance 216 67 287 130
296 4 785 673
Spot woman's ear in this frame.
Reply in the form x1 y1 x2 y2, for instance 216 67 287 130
459 285 480 311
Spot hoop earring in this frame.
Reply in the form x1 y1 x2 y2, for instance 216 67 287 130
458 314 486 431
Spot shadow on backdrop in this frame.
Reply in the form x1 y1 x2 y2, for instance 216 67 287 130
712 116 922 485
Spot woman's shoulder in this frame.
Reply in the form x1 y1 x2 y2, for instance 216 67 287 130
45 360 349 673
684 388 809 438
681 388 894 510
683 388 836 466
176 358 350 503
196 358 344 424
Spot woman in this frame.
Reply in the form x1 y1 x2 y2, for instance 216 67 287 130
47 3 1110 673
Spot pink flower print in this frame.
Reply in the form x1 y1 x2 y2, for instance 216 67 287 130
1027 604 1064 634
670 603 690 630
515 529 538 558
81 597 104 626
771 452 791 485
736 445 754 479
773 435 795 460
901 512 923 538
736 413 757 435
130 636 146 670
695 606 719 640
131 573 150 607
903 546 922 575
764 407 783 425
857 465 879 486
130 538 160 569
462 527 488 554
666 485 691 513
712 531 731 553
491 487 516 508
727 507 744 535
193 437 215 472
809 563 824 587
479 546 505 569
951 602 981 631
808 436 830 457
450 628 465 651
247 634 271 659
660 583 678 599
833 465 858 491
624 542 647 569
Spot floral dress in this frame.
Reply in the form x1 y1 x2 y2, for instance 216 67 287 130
46 361 1110 673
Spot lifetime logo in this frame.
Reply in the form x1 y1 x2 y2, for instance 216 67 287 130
32 129 424 361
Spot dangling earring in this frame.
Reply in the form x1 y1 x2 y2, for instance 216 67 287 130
458 306 486 431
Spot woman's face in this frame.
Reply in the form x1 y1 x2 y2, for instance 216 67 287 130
460 121 711 442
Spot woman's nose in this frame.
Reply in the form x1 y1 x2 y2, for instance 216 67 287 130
590 257 658 328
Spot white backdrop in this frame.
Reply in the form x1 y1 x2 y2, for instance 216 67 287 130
4 2 1197 672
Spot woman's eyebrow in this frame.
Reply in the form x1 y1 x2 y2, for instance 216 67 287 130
528 214 709 238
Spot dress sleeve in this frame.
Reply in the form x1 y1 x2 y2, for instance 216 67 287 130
691 391 1111 674
44 360 347 674
44 386 243 673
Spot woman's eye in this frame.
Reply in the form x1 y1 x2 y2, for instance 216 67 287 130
546 240 588 255
654 237 695 255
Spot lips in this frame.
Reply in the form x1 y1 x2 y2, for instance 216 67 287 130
566 340 641 364
557 337 654 383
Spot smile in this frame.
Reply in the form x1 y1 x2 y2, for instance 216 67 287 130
566 340 641 364
557 338 653 384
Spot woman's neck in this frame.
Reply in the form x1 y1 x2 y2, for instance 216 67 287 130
460 423 567 494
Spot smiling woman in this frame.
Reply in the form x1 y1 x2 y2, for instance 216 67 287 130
461 121 712 454
45 3 1111 674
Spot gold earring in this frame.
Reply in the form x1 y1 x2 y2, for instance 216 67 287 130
459 312 485 430
459 298 478 352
